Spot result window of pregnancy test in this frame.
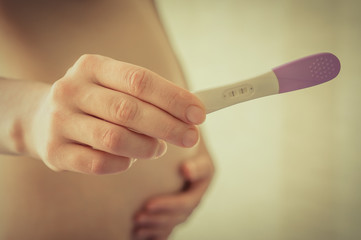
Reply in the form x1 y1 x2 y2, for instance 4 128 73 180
223 84 254 99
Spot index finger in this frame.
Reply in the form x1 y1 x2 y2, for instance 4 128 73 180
77 55 206 124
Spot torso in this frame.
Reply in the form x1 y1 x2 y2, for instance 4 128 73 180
0 1 197 239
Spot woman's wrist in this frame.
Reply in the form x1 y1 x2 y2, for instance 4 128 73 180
1 78 51 157
25 83 51 159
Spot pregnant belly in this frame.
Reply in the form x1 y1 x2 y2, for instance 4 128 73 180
0 144 198 239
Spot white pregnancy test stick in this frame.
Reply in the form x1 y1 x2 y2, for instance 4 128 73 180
194 53 341 114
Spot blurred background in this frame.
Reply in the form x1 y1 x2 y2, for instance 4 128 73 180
156 0 361 239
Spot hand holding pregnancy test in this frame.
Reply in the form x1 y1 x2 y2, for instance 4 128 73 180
195 53 341 113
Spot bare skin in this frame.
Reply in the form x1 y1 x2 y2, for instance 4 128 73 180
0 0 214 239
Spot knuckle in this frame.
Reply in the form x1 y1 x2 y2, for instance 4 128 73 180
67 54 100 77
101 128 122 152
125 68 151 97
76 54 98 70
160 121 176 140
51 79 74 102
112 98 138 124
166 91 183 110
89 156 107 175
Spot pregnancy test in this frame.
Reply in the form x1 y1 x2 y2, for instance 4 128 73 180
194 52 341 113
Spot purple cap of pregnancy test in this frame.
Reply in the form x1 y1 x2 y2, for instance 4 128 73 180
272 52 341 93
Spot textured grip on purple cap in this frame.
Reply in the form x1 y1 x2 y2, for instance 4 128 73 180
272 52 341 93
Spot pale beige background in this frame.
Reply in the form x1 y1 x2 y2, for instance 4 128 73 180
156 0 361 239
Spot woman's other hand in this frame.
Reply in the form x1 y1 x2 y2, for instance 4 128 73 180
133 140 215 240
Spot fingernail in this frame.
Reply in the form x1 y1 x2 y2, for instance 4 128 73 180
182 128 199 148
186 105 205 124
154 140 167 159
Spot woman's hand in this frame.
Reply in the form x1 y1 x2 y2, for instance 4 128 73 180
26 54 205 174
133 140 215 240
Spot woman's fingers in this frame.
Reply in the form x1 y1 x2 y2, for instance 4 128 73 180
133 192 198 240
132 181 209 240
144 181 208 215
69 54 206 125
61 113 167 160
75 85 199 148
